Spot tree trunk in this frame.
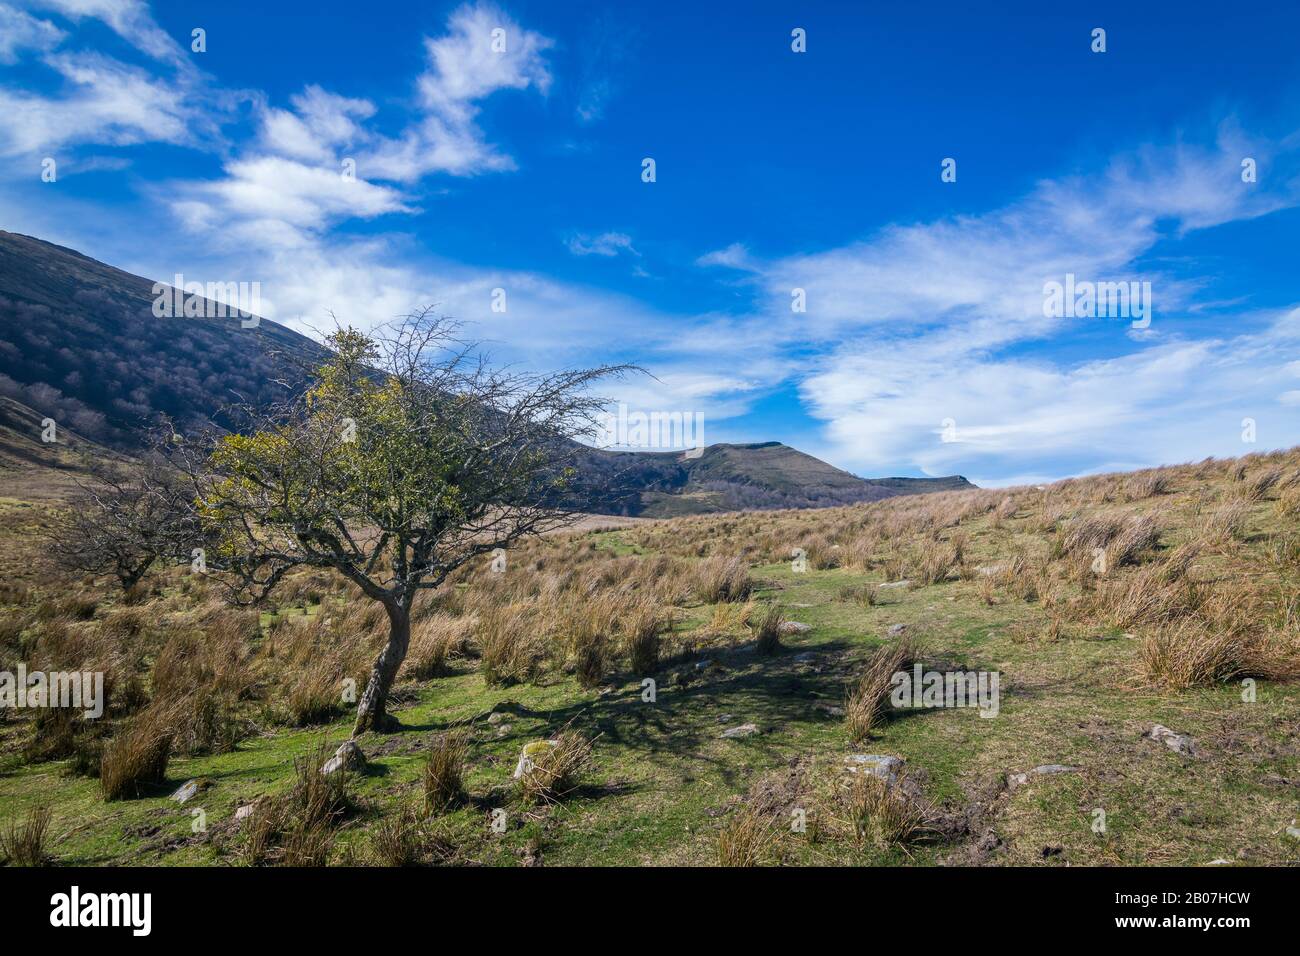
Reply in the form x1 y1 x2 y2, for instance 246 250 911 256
352 601 411 735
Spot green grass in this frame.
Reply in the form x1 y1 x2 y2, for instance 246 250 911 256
4 540 1299 867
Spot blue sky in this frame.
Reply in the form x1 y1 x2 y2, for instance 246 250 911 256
2 0 1299 485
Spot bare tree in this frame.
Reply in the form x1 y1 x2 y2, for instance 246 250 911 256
173 311 629 734
46 453 198 592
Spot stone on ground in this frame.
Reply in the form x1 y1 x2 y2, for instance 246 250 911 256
322 740 366 775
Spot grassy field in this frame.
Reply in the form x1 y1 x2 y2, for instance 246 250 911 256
2 449 1299 866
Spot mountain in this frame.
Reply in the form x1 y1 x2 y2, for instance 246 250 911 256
0 230 972 511
577 441 972 517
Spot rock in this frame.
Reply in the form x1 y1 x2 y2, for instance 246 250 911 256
1206 859 1233 866
234 804 256 824
1007 765 1078 789
720 723 761 739
779 621 812 635
976 564 1005 577
886 623 908 637
1286 821 1300 840
495 723 512 737
487 712 506 725
813 701 845 717
170 779 204 804
716 713 734 723
513 739 557 779
843 754 903 783
321 740 366 775
879 580 910 589
1145 724 1198 757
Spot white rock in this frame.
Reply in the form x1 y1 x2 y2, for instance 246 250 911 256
321 740 366 775
779 621 812 635
170 779 202 804
513 739 558 779
1145 724 1198 757
720 723 761 739
843 754 903 782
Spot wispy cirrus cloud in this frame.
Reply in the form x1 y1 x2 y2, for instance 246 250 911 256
24 0 186 64
705 129 1300 482
566 231 637 257
0 50 217 157
0 3 64 63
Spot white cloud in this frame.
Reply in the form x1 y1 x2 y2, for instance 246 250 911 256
696 242 754 270
566 231 636 257
358 1 553 181
0 3 64 63
258 85 375 163
26 0 184 63
0 51 209 156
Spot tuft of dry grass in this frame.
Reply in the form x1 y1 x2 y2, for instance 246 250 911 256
404 613 470 680
1138 619 1252 689
693 556 753 604
716 807 775 866
0 805 53 866
845 638 915 741
517 729 593 804
370 804 454 867
623 600 664 674
752 603 784 655
424 731 468 813
241 741 354 866
100 703 175 800
839 583 879 607
841 773 928 850
477 604 546 687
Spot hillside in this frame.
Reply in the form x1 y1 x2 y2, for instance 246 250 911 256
585 442 973 517
0 231 329 452
1 448 1297 866
0 230 968 512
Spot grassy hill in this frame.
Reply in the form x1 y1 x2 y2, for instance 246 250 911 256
581 441 973 517
2 448 1297 866
0 230 968 513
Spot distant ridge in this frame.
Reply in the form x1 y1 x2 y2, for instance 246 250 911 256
0 230 973 512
